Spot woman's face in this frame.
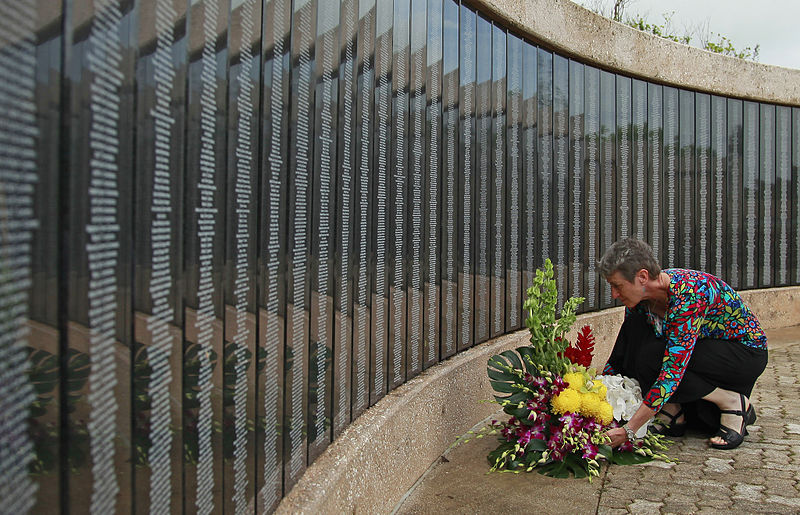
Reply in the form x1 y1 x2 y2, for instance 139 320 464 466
606 271 641 309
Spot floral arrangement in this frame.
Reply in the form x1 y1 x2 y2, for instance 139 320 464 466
471 259 671 479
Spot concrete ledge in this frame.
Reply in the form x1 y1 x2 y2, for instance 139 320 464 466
472 0 800 105
276 286 800 514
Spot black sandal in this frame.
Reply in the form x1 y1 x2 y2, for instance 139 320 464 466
651 406 687 437
710 394 751 450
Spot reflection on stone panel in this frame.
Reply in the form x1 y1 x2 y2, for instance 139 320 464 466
663 87 678 268
647 84 662 265
458 5 475 351
491 25 505 336
353 0 374 414
711 96 726 278
310 0 338 455
696 94 710 270
760 104 775 286
507 34 521 328
743 101 759 288
139 0 182 511
0 0 38 511
228 0 259 509
522 42 537 301
336 0 356 432
776 107 791 285
598 70 614 305
390 0 409 384
569 60 584 302
553 55 567 308
632 80 646 241
425 0 441 363
727 100 744 288
441 0 458 355
86 2 124 512
409 0 425 372
372 0 391 401
585 66 599 310
475 15 490 343
616 76 631 240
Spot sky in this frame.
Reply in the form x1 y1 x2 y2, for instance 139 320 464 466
574 0 800 70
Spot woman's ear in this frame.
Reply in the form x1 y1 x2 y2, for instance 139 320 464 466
637 268 649 285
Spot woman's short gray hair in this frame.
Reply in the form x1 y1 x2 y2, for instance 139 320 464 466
597 238 662 281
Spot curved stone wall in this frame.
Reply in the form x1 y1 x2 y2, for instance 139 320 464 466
0 0 797 513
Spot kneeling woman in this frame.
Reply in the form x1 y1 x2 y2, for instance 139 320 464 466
599 238 768 450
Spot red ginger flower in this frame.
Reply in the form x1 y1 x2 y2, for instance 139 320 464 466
563 325 595 368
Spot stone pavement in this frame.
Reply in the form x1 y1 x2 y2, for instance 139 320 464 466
393 326 800 514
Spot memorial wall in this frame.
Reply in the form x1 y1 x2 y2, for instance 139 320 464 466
0 0 798 512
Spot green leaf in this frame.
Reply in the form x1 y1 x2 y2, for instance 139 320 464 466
610 450 653 465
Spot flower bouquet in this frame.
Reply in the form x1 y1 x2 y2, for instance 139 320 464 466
476 259 671 479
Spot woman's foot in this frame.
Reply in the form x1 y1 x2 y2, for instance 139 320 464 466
652 403 687 436
709 392 751 449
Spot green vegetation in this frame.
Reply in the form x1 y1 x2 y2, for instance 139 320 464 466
581 0 760 61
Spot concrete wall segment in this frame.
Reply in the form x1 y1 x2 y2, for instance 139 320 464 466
467 0 800 105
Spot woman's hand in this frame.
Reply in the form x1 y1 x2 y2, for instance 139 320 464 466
605 426 629 448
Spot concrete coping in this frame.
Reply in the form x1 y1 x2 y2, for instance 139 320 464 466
275 285 800 514
469 0 800 105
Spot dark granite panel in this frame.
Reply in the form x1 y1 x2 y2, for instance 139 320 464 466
631 79 647 242
309 0 339 461
370 0 393 405
506 33 523 329
490 24 506 337
424 0 442 366
457 4 477 351
521 41 538 311
258 0 291 504
710 95 728 279
615 75 632 241
553 54 567 307
441 0 459 357
568 59 584 308
726 99 744 289
695 92 711 271
538 49 554 282
598 70 616 307
63 2 137 512
647 83 664 269
743 101 760 289
663 86 679 269
388 0 410 388
474 14 491 344
759 103 776 287
352 0 376 419
132 0 188 512
775 106 791 286
583 65 600 311
407 0 426 376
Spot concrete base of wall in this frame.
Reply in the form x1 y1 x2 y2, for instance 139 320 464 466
275 286 800 514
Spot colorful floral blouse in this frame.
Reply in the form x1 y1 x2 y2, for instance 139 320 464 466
605 268 767 410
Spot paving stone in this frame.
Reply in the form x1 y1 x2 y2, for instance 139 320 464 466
596 508 628 515
627 499 663 514
732 483 764 501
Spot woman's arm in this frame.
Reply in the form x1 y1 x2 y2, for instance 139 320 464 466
606 402 657 447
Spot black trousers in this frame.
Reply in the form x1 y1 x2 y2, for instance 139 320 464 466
607 312 768 429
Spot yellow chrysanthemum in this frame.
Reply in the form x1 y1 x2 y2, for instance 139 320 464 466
551 389 581 414
563 372 585 391
579 392 603 417
596 401 613 425
595 383 607 398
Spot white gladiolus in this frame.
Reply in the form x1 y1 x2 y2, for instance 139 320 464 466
597 374 650 438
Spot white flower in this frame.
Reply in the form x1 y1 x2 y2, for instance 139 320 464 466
596 374 649 436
